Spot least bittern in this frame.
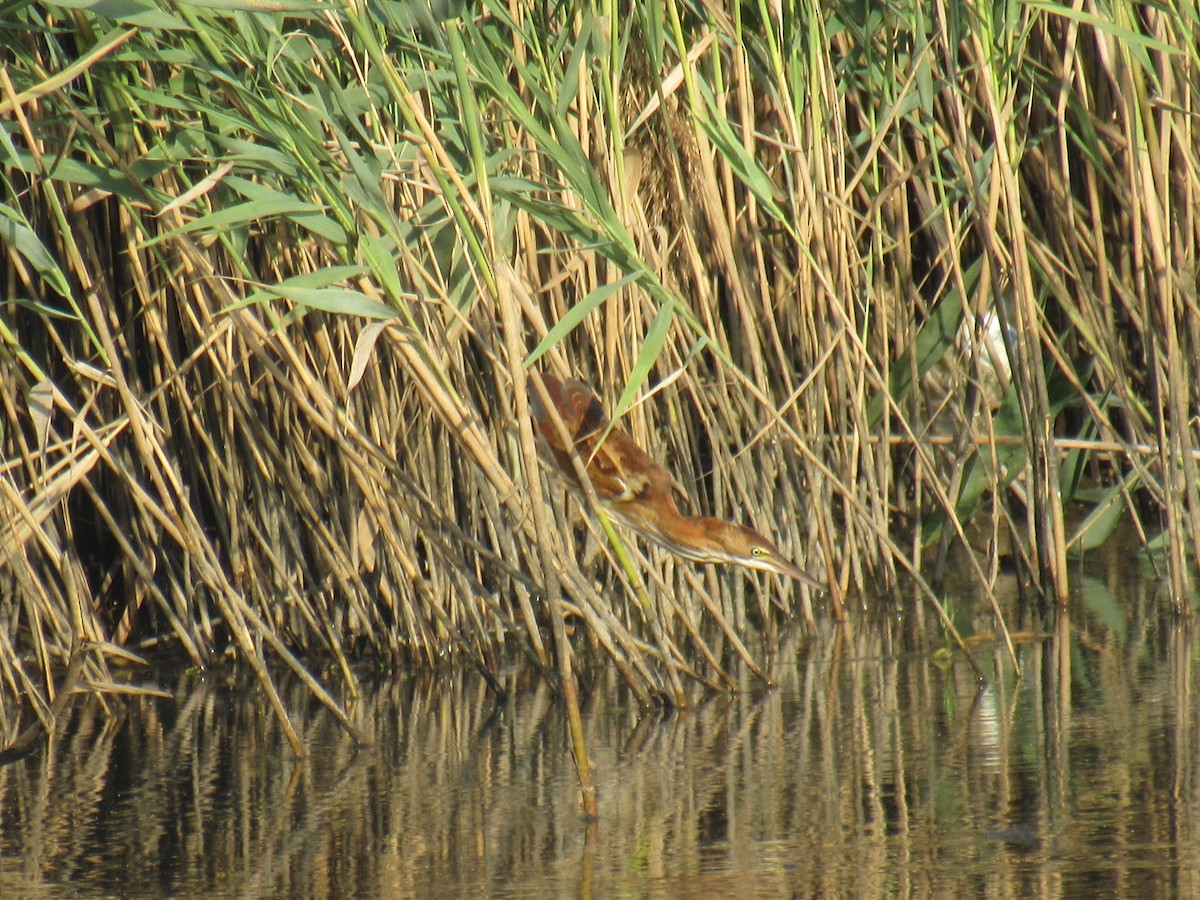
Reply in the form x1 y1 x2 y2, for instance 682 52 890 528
529 373 822 589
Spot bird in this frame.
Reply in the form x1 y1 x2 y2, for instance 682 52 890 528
528 373 822 589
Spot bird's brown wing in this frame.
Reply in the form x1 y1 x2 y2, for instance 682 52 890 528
530 372 684 513
529 374 606 450
530 374 611 491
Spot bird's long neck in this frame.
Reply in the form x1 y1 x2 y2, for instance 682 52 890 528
613 502 725 560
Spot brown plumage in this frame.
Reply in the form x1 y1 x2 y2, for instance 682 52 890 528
529 373 821 588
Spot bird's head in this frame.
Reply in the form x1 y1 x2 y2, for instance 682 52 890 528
686 520 823 588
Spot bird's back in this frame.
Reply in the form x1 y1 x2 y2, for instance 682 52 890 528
529 374 678 510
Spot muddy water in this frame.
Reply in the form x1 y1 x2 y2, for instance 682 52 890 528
1 542 1195 898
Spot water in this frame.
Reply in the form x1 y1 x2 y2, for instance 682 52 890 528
2 548 1197 898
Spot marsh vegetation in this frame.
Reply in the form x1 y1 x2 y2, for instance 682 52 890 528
2 0 1197 775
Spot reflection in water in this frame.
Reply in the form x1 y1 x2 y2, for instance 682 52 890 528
2 555 1197 898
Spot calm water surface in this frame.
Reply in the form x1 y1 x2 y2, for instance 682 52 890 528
2 544 1196 898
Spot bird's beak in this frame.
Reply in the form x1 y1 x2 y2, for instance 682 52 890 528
772 557 825 590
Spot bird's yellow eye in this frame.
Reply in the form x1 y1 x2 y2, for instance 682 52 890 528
752 547 767 558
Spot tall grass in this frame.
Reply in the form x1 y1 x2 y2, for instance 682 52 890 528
2 0 1198 755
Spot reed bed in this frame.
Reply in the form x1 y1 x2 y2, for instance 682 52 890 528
1 0 1198 757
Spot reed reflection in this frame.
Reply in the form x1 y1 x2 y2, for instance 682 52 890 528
1 572 1197 898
